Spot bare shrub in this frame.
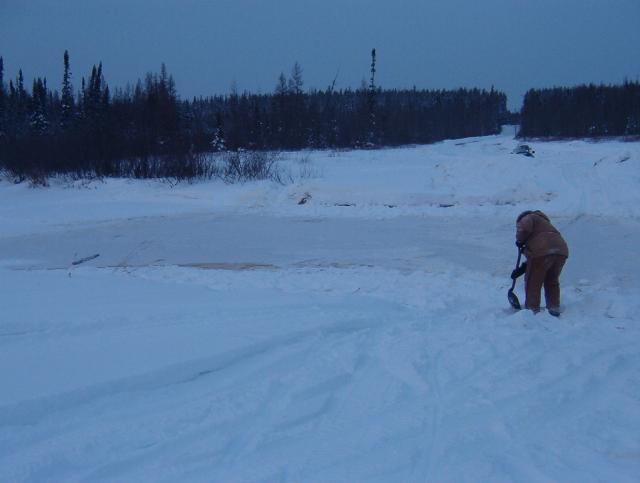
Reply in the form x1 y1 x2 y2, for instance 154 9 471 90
221 151 283 183
4 150 286 187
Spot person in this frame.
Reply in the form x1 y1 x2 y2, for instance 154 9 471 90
512 210 569 316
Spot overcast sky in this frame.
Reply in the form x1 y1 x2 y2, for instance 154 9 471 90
1 0 638 109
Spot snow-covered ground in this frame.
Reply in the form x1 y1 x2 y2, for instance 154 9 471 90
1 129 639 481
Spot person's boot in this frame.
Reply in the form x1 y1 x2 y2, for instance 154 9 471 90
548 308 561 317
525 303 540 314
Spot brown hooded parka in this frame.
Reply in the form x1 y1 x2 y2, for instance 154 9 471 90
515 210 569 314
516 210 569 259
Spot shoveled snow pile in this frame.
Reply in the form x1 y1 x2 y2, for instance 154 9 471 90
1 129 639 481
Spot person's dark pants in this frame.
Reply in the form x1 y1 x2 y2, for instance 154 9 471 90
525 255 567 314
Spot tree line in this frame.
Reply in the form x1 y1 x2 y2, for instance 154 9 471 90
0 53 192 180
0 51 508 181
519 82 640 138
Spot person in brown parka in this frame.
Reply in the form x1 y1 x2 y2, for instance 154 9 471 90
514 210 569 316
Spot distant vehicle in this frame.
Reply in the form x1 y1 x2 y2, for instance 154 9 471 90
513 144 535 157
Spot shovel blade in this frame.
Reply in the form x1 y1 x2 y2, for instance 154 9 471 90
508 289 521 310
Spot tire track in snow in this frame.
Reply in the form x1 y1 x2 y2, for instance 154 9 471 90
0 316 384 429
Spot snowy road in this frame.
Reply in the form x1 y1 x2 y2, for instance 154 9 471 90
1 132 639 481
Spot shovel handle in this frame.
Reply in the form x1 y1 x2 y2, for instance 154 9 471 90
514 247 523 269
510 246 524 291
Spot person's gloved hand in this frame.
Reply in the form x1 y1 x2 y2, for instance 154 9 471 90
511 262 527 280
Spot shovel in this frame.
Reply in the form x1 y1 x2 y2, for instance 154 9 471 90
508 247 524 310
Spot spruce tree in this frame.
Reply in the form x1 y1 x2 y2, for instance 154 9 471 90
275 72 288 96
288 62 304 95
211 112 226 151
13 70 28 139
16 69 26 101
275 73 289 145
30 77 48 136
61 50 74 130
367 48 377 147
288 62 304 147
0 57 4 103
0 57 5 132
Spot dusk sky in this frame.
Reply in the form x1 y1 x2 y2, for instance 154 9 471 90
1 0 638 109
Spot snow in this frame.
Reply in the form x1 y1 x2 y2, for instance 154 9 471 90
1 129 639 481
